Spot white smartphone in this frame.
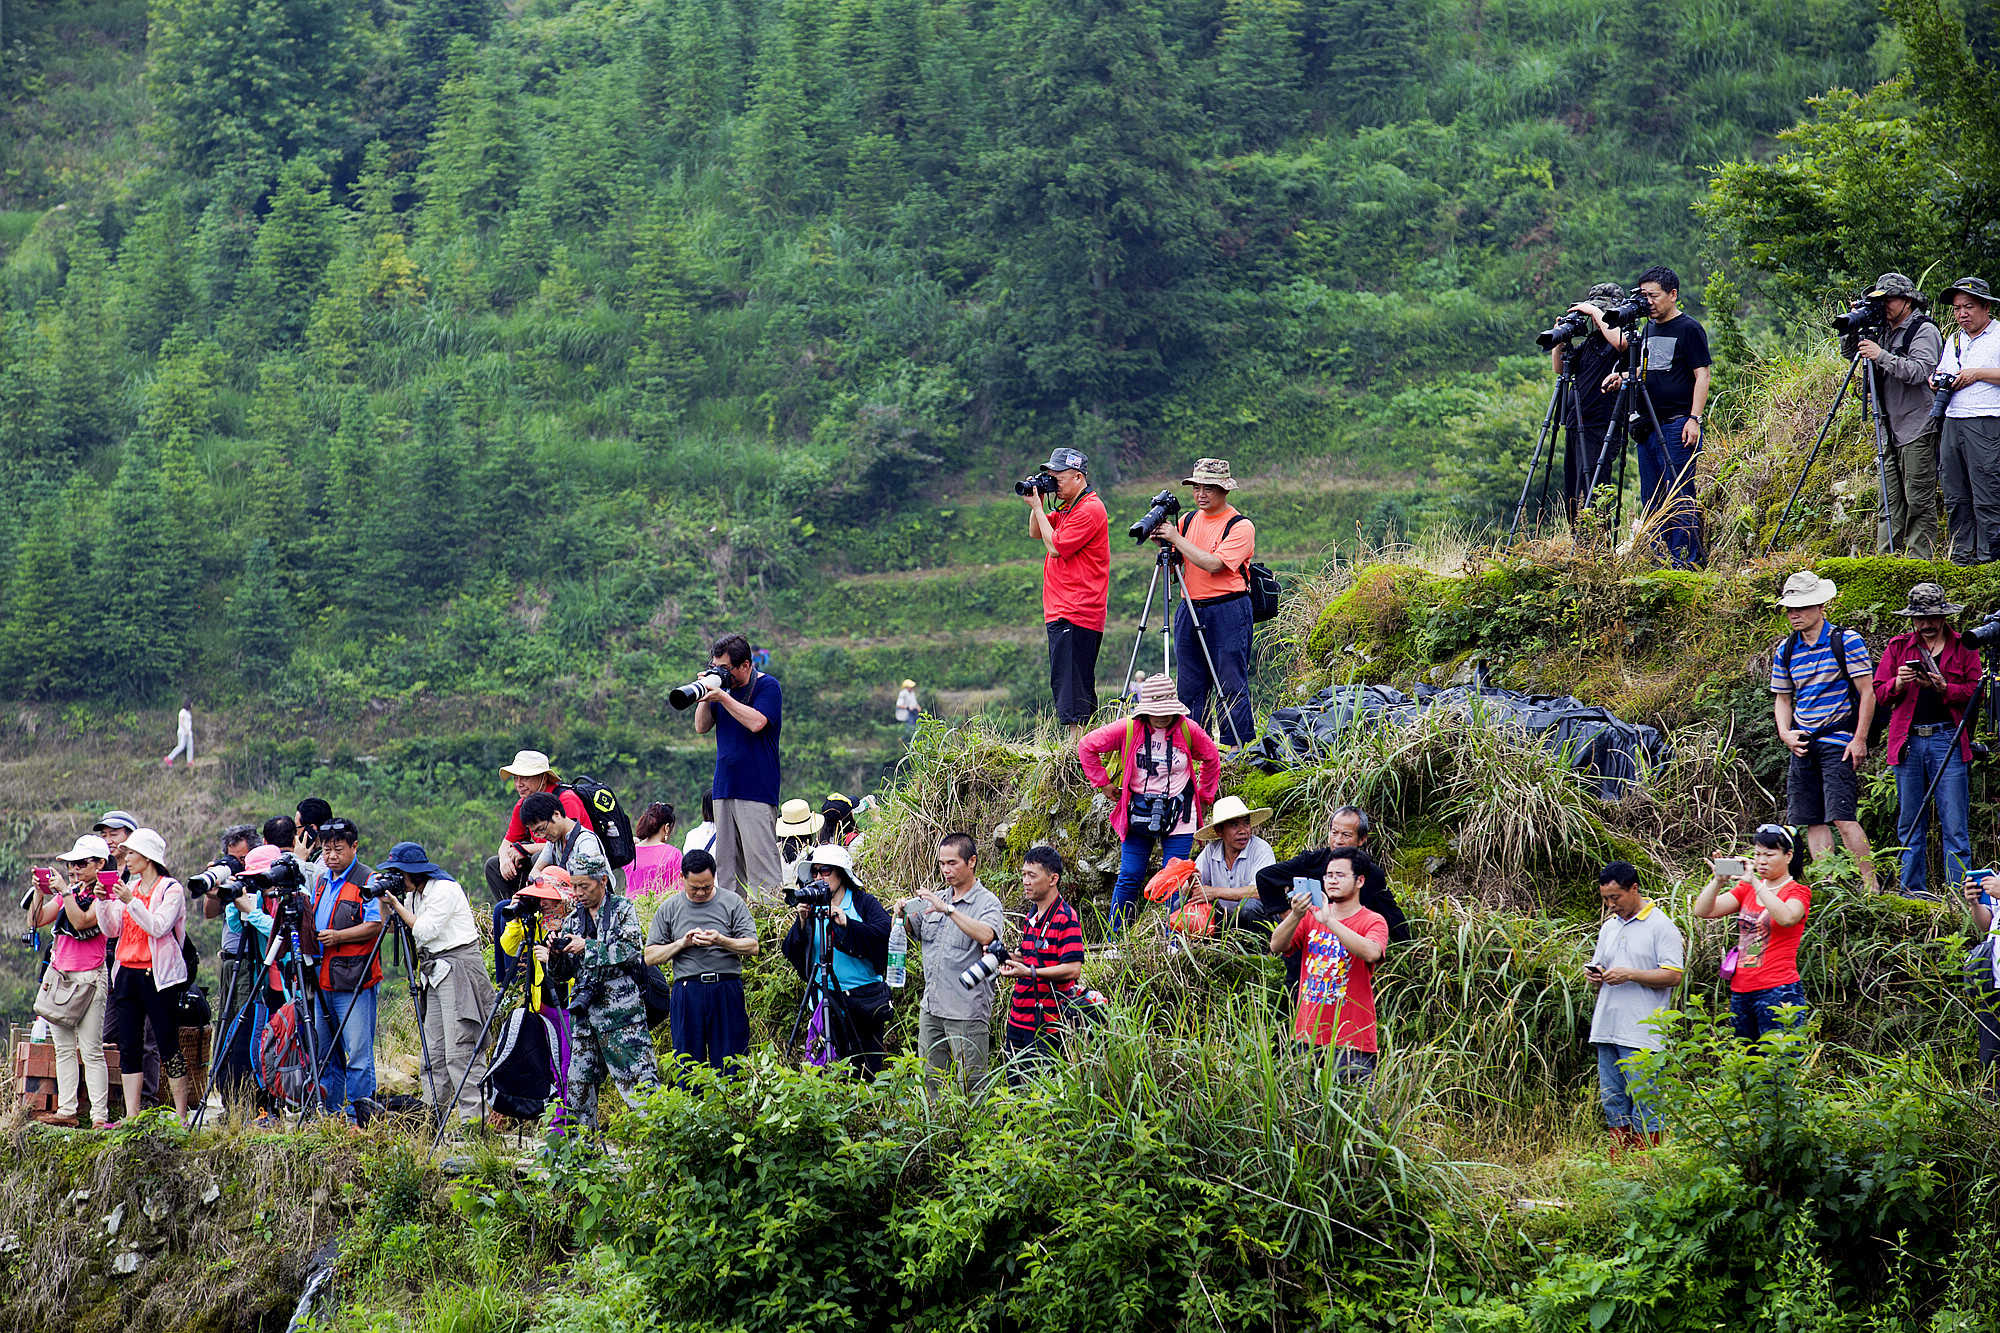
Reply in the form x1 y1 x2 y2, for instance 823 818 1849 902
1709 856 1747 879
1290 875 1325 909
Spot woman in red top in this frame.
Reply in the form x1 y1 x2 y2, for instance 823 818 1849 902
1693 824 1811 1043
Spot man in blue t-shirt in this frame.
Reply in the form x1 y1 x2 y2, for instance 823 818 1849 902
694 632 785 903
1771 571 1878 892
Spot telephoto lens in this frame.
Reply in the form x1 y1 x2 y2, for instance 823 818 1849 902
1126 490 1181 544
669 669 725 711
960 944 1009 990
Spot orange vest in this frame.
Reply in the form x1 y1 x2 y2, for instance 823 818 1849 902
316 867 382 992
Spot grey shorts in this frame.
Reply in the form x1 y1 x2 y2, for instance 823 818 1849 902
1787 740 1859 825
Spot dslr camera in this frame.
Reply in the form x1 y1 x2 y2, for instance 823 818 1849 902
786 875 835 909
1014 471 1058 497
1831 291 1888 340
960 944 1008 990
1601 295 1651 329
668 668 727 711
1929 370 1959 423
362 866 405 901
1534 309 1593 350
239 853 305 895
187 856 246 903
1128 489 1181 544
1967 609 2000 649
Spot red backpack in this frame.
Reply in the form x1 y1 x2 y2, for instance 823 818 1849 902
254 1000 314 1109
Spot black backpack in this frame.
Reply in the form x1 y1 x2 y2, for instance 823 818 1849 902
482 1008 561 1120
1775 623 1886 745
1181 512 1281 623
563 775 636 869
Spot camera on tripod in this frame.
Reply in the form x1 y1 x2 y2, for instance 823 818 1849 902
1830 292 1889 341
1966 609 2000 649
1014 471 1057 497
1601 295 1651 329
1534 309 1593 350
239 853 305 895
668 668 727 710
786 874 836 909
1127 490 1181 544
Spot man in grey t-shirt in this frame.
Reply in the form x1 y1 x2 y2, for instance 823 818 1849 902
643 850 760 1075
1587 862 1685 1156
896 833 1007 1091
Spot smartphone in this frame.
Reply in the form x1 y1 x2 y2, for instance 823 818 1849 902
97 870 119 889
1709 856 1747 879
1290 875 1325 909
1969 869 1997 908
1585 964 1605 979
31 866 52 890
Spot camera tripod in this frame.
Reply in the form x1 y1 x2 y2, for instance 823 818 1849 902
1766 345 1895 554
188 897 330 1128
1116 542 1249 747
1507 364 1596 540
784 904 862 1068
1584 324 1674 542
306 910 437 1127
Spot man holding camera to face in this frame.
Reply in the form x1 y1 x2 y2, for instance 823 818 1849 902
895 833 1006 1092
1020 447 1110 731
693 632 786 904
1852 273 1944 558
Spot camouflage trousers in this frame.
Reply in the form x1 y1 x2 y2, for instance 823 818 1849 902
562 1000 660 1132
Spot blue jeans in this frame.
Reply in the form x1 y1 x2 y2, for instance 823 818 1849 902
1730 981 1807 1043
1596 1042 1661 1132
1894 731 1970 896
316 985 378 1118
1636 415 1704 567
1109 827 1194 935
1174 595 1255 747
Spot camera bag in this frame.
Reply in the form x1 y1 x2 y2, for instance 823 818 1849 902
483 1007 561 1119
562 776 637 870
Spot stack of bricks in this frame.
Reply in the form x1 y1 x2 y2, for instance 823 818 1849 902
11 1024 211 1115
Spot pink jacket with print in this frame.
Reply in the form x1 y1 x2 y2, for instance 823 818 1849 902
1077 716 1222 840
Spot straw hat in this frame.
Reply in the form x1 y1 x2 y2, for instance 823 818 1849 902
775 799 823 838
1195 795 1274 842
1128 673 1190 718
900 679 916 690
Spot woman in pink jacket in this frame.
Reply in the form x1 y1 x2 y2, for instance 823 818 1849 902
99 827 192 1122
1077 674 1222 933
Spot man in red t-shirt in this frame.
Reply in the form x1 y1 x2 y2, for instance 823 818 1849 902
484 749 589 985
1270 847 1389 1081
1021 447 1109 731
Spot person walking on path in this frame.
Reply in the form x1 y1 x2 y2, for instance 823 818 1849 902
163 700 193 767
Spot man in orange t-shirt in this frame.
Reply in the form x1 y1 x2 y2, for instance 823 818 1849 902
1154 458 1256 745
1022 447 1110 729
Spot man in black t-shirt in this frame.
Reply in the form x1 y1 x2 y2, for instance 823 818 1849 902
1556 281 1631 519
1602 265 1712 566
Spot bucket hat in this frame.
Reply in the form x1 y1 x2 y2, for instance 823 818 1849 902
500 749 555 779
1776 571 1838 608
1195 795 1274 842
1586 282 1626 306
775 799 823 839
124 828 169 869
1181 457 1240 491
1943 276 1994 307
1128 673 1191 718
1896 582 1966 617
377 841 444 878
57 834 112 863
803 842 862 888
1871 272 1922 301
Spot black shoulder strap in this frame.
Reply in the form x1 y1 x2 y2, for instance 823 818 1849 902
1178 511 1193 535
1894 314 1936 358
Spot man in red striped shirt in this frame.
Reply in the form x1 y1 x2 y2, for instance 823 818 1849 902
999 846 1084 1084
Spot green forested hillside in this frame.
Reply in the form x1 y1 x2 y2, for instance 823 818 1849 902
0 0 1891 723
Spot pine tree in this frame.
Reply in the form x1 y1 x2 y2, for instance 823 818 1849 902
739 8 818 209
246 157 337 346
1214 0 1306 150
226 539 293 685
414 37 524 251
92 430 202 692
54 216 120 451
1318 0 1417 130
113 192 194 357
0 305 64 466
394 385 472 595
0 492 92 698
626 209 703 442
321 387 404 614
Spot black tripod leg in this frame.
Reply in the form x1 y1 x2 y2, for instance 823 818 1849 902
1118 555 1167 706
431 964 524 1151
191 957 251 1131
308 928 392 1106
1173 568 1248 748
1767 352 1864 554
1510 377 1565 541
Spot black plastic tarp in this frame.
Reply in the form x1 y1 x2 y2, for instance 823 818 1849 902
1251 683 1666 800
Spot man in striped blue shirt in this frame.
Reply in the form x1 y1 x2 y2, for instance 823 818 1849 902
1770 571 1879 892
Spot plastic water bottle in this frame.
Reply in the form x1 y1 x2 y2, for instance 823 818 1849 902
887 915 908 989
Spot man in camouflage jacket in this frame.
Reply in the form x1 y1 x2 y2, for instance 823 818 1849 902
543 834 659 1132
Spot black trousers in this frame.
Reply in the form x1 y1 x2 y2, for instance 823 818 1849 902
1047 618 1102 724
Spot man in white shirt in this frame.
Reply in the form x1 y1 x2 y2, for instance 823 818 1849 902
375 841 495 1126
1587 862 1684 1157
1936 276 2000 562
1186 796 1277 927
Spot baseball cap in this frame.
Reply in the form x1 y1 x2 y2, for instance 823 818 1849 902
1041 448 1088 474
